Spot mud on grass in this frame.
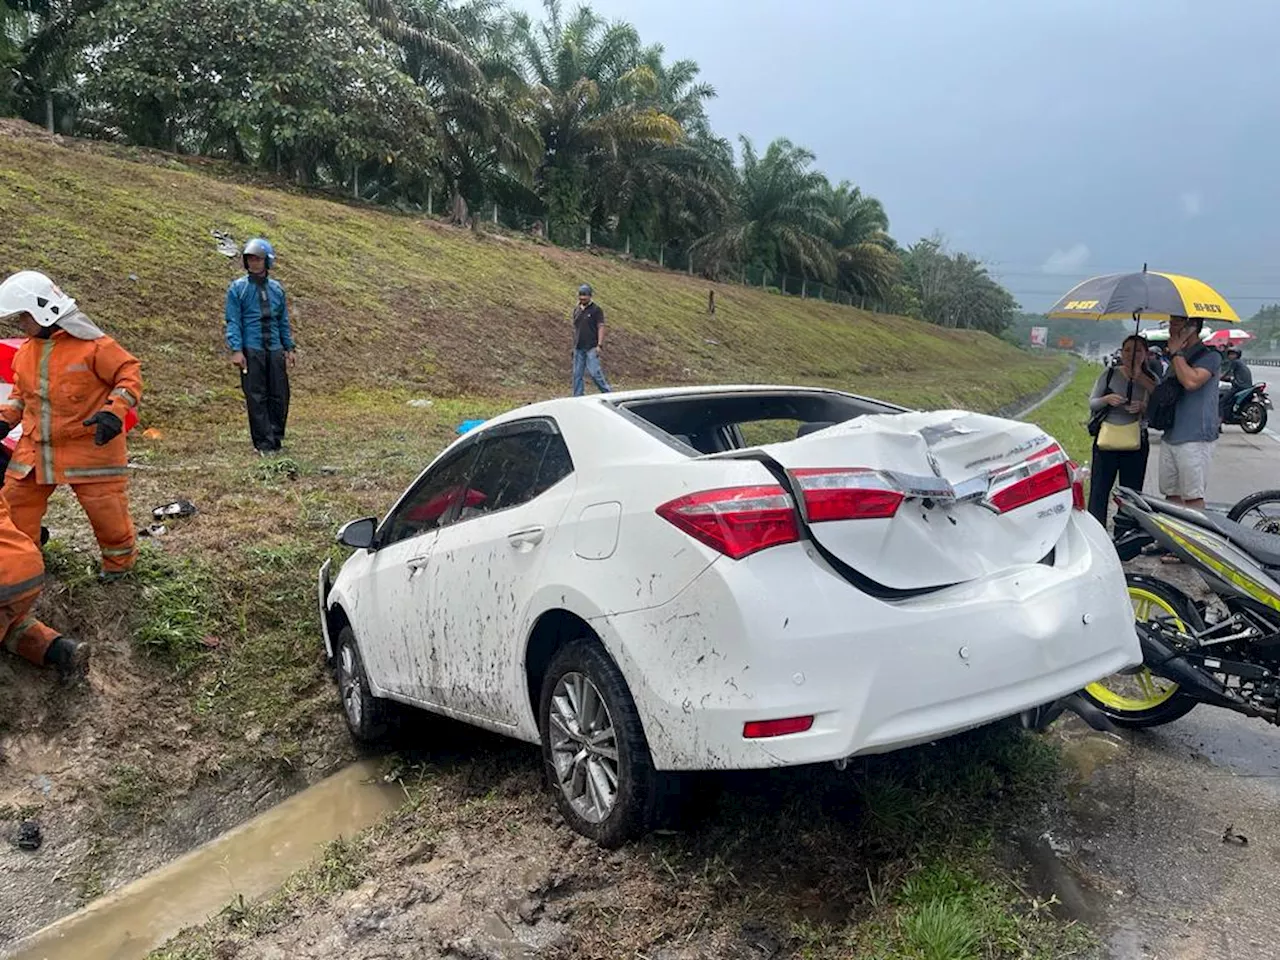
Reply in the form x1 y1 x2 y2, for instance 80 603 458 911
150 721 1092 960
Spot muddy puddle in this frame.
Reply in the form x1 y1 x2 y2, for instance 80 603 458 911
5 759 402 960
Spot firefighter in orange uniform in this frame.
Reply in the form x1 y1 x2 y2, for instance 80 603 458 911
0 271 143 581
0 451 86 677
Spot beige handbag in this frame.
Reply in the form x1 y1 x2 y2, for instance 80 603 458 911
1097 418 1142 451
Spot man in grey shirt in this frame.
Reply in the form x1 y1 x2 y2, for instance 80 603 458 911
1159 315 1221 510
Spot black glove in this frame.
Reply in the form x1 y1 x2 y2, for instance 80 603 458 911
0 445 10 488
83 411 123 446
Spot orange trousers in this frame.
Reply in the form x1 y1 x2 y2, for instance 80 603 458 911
1 585 59 666
4 475 137 573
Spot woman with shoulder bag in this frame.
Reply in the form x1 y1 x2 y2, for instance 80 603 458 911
1086 335 1157 527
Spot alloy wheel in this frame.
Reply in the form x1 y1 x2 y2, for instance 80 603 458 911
339 644 364 729
548 671 620 823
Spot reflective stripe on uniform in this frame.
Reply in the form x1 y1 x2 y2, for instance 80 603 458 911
0 574 44 606
5 460 32 477
3 615 39 652
63 466 131 478
1 398 22 410
110 387 138 408
100 545 135 557
38 339 54 483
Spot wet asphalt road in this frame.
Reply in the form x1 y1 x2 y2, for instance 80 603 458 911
1059 424 1280 959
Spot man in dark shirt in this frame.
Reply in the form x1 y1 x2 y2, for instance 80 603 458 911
1219 346 1254 422
571 283 611 396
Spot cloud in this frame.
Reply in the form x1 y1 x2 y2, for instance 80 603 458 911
1181 191 1203 218
1041 243 1091 275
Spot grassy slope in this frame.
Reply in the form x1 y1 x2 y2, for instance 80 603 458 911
0 120 1084 957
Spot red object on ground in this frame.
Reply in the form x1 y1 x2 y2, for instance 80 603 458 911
0 338 140 453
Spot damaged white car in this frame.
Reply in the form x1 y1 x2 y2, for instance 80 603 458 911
319 385 1139 846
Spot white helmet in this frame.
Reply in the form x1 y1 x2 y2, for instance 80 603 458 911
0 271 78 327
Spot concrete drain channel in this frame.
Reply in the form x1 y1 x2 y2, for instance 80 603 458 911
6 760 403 960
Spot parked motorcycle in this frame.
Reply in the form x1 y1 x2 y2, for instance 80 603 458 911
1220 381 1271 434
1084 486 1280 728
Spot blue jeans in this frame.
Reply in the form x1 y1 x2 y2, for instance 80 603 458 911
572 348 611 396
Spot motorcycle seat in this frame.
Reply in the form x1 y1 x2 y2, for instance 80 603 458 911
1206 515 1280 568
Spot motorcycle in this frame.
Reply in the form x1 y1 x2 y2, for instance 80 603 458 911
1220 381 1271 435
1083 486 1280 728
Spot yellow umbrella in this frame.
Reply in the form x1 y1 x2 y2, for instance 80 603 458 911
1047 268 1239 325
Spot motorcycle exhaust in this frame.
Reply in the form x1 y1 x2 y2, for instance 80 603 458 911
1021 692 1118 734
1137 623 1270 718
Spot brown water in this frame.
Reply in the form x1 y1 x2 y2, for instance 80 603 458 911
4 760 403 960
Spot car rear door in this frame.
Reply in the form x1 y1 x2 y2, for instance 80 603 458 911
425 419 577 724
360 442 480 699
753 409 1076 591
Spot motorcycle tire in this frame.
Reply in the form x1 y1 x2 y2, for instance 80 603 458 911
1227 489 1280 535
1080 575 1202 728
1240 401 1267 435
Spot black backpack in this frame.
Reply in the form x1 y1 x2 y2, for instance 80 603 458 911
1148 344 1207 432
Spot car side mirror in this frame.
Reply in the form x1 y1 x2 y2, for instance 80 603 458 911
337 517 377 551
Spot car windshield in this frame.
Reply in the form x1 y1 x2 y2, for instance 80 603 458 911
612 390 902 456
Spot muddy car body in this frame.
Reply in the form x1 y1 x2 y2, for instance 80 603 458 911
319 385 1140 845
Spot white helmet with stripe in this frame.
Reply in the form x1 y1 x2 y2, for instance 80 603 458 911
0 271 78 327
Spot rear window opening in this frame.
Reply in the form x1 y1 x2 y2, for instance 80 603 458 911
612 389 904 456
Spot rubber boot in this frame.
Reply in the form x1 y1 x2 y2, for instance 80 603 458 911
43 636 90 682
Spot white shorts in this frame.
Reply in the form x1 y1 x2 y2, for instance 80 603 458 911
1159 440 1214 501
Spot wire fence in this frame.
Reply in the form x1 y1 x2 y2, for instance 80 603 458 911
432 198 891 313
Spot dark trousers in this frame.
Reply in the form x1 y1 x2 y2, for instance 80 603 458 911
1087 435 1149 528
241 349 290 451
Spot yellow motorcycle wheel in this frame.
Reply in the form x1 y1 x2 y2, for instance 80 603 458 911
1080 576 1201 728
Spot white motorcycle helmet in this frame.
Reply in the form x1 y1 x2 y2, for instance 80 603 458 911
0 270 78 327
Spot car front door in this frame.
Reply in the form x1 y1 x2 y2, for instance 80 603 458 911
358 442 480 701
426 419 576 725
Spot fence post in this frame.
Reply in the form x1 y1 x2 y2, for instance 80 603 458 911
585 223 592 246
801 279 807 299
659 245 664 268
762 269 768 288
493 203 498 224
625 235 631 255
687 254 693 276
352 165 359 199
427 187 433 216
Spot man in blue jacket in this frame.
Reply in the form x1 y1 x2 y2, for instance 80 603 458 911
225 238 296 453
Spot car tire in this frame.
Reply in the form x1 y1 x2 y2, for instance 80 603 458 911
539 638 661 848
334 626 391 744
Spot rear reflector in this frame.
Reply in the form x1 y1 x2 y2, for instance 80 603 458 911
792 468 905 521
656 485 799 559
1069 462 1088 512
743 715 814 739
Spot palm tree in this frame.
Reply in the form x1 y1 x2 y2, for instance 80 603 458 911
824 180 900 302
3 0 106 132
695 136 837 284
512 0 682 234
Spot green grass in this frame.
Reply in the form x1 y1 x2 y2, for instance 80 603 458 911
1023 362 1102 464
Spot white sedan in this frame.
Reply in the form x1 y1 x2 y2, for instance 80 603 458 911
319 385 1140 846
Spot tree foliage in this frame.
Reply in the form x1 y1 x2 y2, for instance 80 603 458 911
0 0 1021 331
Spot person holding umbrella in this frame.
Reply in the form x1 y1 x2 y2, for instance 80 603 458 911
1158 315 1221 512
1047 266 1236 513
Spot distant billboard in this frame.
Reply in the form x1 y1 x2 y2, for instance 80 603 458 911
1030 326 1048 348
1057 336 1075 349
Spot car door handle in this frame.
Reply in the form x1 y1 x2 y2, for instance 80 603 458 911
508 526 545 549
405 555 431 577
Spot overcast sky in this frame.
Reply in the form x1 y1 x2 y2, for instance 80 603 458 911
508 0 1280 313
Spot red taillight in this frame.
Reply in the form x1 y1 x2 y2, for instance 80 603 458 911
656 485 799 559
987 444 1072 514
743 715 814 739
792 468 905 521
